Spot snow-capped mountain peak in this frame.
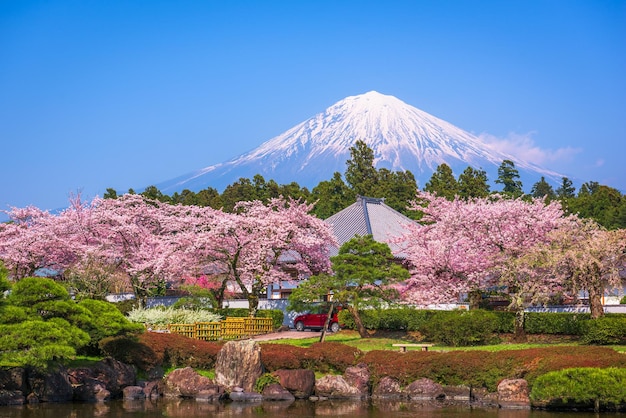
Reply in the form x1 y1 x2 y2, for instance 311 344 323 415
157 91 561 193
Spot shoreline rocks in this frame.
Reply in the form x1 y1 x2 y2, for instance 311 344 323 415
1 356 619 411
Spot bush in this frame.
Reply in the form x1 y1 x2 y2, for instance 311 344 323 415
101 331 223 371
361 345 626 392
420 310 500 346
302 342 362 373
99 334 159 371
127 306 223 329
524 312 590 335
260 343 305 371
254 373 280 393
620 295 626 305
581 316 626 345
531 368 626 410
76 299 144 355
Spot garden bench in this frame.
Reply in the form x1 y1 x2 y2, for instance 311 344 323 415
392 343 434 352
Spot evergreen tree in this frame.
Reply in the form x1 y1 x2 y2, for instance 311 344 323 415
376 169 419 218
530 176 556 200
195 187 222 208
326 235 409 338
310 172 355 219
495 160 523 197
141 185 170 203
221 178 257 212
345 140 379 196
103 188 118 199
556 177 576 200
457 166 490 199
424 163 458 200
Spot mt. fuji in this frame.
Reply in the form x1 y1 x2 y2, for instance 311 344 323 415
157 91 561 193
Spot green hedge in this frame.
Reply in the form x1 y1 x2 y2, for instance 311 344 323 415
524 312 590 335
338 308 626 343
531 368 626 410
580 316 626 345
420 310 501 346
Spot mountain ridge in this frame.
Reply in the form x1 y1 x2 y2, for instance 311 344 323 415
157 91 562 193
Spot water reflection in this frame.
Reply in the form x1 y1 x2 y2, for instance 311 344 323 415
0 399 616 418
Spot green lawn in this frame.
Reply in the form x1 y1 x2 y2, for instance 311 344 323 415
260 330 626 353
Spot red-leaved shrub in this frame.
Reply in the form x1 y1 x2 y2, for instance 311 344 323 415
260 343 306 371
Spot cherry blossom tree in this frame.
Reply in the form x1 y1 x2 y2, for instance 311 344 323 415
0 206 60 279
396 193 567 316
550 218 626 318
185 197 337 316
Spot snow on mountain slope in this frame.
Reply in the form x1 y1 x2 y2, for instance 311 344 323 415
157 91 562 193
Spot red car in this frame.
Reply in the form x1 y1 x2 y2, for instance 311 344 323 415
293 306 342 332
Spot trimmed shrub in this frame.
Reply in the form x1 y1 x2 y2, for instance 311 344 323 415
100 331 223 371
581 316 626 345
492 311 515 333
361 346 626 392
530 368 626 410
99 334 159 371
302 342 362 373
524 312 590 335
420 310 500 346
260 343 305 371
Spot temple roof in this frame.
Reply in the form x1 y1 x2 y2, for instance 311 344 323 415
325 196 415 257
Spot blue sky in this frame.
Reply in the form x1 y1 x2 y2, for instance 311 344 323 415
1 1 624 215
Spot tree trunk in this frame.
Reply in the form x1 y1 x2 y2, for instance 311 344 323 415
348 305 369 338
588 284 604 319
513 307 527 343
468 290 482 310
319 302 336 343
248 294 259 317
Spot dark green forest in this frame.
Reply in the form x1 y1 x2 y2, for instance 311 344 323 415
105 141 626 230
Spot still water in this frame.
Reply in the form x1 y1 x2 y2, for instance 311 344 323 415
0 399 619 418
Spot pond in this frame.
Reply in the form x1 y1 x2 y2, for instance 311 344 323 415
0 399 619 418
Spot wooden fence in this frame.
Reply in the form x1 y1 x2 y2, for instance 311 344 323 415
167 317 274 341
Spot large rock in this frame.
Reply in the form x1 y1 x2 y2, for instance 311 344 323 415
273 369 315 399
67 357 136 400
0 390 25 406
123 386 146 400
163 367 225 401
497 379 531 409
443 385 471 402
262 383 296 401
404 378 445 400
215 340 263 392
372 376 403 399
343 363 370 397
0 368 27 405
0 368 27 392
27 367 73 403
315 375 362 399
141 380 163 400
70 377 111 402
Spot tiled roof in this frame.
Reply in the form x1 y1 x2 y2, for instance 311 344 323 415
325 196 415 257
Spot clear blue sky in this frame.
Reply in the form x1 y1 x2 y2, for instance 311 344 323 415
1 1 624 215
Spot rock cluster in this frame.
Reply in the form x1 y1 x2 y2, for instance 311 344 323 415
0 340 529 409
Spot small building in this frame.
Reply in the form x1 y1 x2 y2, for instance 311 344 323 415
325 195 416 257
267 196 415 299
